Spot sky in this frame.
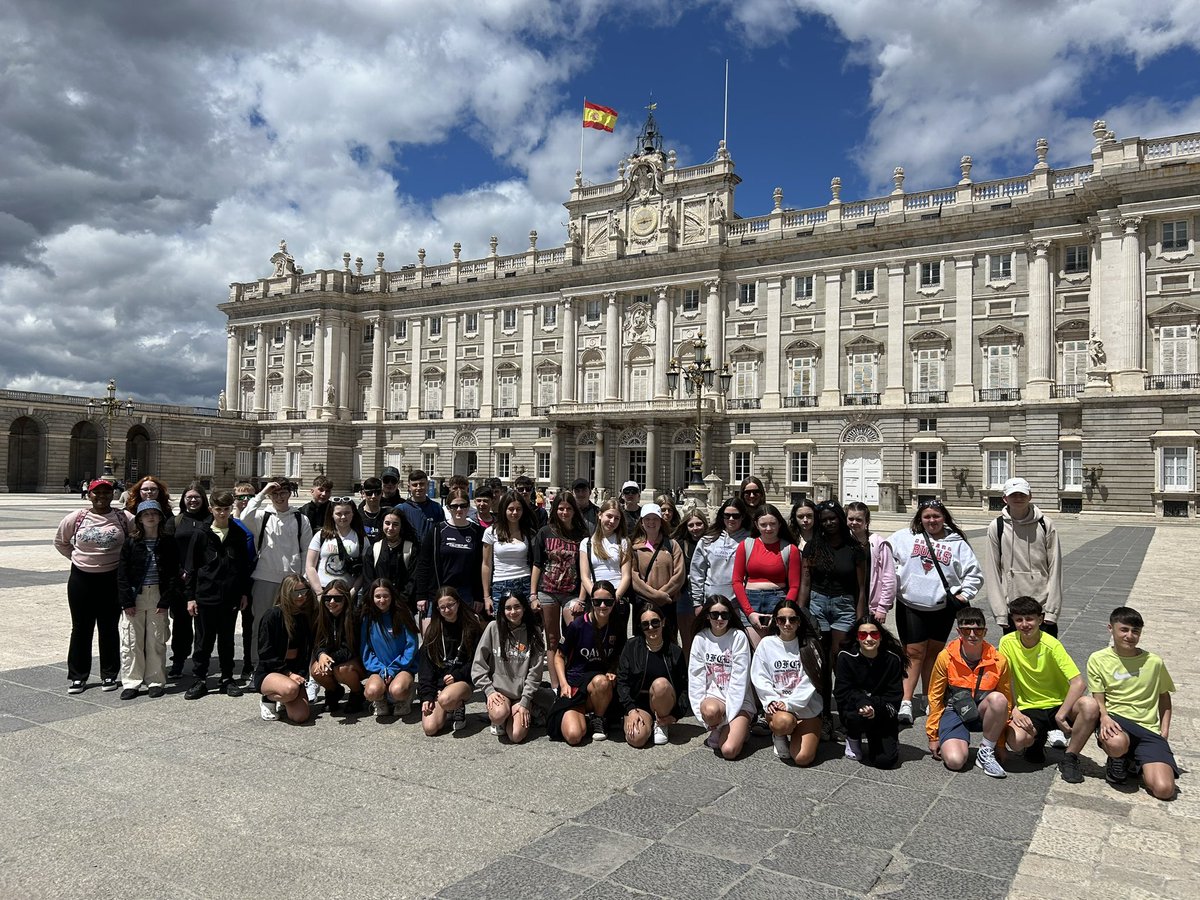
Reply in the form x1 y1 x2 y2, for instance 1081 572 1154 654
3 0 1200 407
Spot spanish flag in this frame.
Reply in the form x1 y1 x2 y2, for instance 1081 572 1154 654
583 101 618 133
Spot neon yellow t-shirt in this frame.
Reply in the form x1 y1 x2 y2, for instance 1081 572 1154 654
210 523 229 542
1086 646 1175 735
998 631 1079 711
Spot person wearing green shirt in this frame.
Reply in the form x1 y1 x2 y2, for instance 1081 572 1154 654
999 597 1098 784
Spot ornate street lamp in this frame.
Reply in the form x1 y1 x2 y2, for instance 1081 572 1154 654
667 334 731 485
86 378 135 479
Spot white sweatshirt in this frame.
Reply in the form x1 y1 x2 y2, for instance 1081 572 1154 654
239 491 314 583
887 528 982 611
688 628 754 725
750 635 823 719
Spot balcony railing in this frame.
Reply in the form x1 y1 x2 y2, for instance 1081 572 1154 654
783 395 818 408
907 390 947 404
285 409 307 420
1144 373 1200 390
385 410 408 420
727 398 761 410
532 406 551 416
495 407 519 417
843 393 880 406
978 388 1022 402
419 410 443 419
455 408 480 419
1051 383 1084 399
350 412 368 421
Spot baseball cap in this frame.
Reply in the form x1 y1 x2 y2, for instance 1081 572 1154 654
571 477 591 491
621 480 640 494
1003 477 1031 497
89 478 114 491
640 503 663 520
380 466 401 481
135 500 163 517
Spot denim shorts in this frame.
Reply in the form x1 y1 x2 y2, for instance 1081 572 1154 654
809 591 857 633
491 576 531 618
739 588 785 626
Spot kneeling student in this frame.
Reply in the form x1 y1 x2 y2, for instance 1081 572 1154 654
616 602 688 748
472 592 548 743
926 607 1013 777
834 616 905 768
688 595 754 760
999 596 1099 784
419 587 483 735
360 578 418 717
1088 606 1178 801
547 581 625 745
750 599 825 767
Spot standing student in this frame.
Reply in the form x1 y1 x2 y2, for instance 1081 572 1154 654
689 498 751 618
471 591 548 743
470 489 496 530
531 493 587 691
688 595 754 759
419 587 483 735
619 481 643 536
184 490 252 700
616 602 688 747
1088 606 1178 800
163 481 212 680
888 499 982 726
578 499 632 633
739 477 766 522
398 469 445 544
255 575 316 723
361 507 419 613
305 497 366 597
357 477 388 541
310 579 366 714
787 499 817 549
571 478 600 533
750 599 825 766
116 500 181 700
231 480 258 674
732 504 801 649
124 476 172 516
630 504 686 645
925 606 1013 778
238 481 313 682
984 477 1063 637
547 581 625 745
360 578 419 718
835 617 905 768
513 475 549 529
379 466 404 509
54 478 131 693
297 475 333 536
845 502 895 625
414 488 485 621
674 507 709 659
482 491 538 617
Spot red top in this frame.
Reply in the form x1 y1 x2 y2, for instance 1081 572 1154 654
732 538 802 616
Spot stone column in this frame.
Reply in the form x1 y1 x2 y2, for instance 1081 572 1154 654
312 315 327 417
951 257 976 403
549 426 562 490
604 292 620 401
283 319 297 411
594 423 607 497
561 297 577 403
521 307 535 413
407 318 423 420
654 286 671 399
704 280 724 370
763 277 782 408
225 326 239 411
445 314 458 418
481 312 495 416
253 324 267 412
821 271 842 407
1026 241 1053 399
337 318 351 416
645 422 658 494
1113 216 1146 391
884 263 906 405
370 313 386 416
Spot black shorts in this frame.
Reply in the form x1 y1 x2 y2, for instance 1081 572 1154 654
1102 714 1180 776
1021 706 1059 742
896 602 957 646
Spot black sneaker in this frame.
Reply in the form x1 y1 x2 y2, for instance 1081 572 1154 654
1060 752 1084 784
67 680 86 695
147 686 166 698
451 705 467 732
587 713 607 742
1105 755 1129 784
344 692 365 714
1025 740 1046 764
119 688 139 701
184 682 208 701
325 685 345 713
166 669 183 683
220 680 244 699
101 677 119 692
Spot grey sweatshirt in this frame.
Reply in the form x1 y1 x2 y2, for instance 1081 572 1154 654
471 621 545 709
689 529 750 603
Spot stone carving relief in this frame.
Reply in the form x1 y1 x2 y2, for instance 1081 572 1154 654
453 430 478 448
586 216 608 259
682 200 707 244
271 240 298 277
624 300 654 345
618 427 647 447
841 422 882 443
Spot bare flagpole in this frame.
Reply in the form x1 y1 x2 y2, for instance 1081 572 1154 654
579 96 586 181
723 60 729 147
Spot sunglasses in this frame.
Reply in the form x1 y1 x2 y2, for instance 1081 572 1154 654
742 489 762 496
362 489 381 496
919 499 945 510
622 488 639 495
775 615 799 625
723 512 742 520
958 625 986 635
331 496 355 504
708 610 730 621
325 595 348 604
235 494 254 501
515 486 532 492
856 629 880 641
641 619 663 630
448 502 470 510
291 589 312 598
592 597 616 608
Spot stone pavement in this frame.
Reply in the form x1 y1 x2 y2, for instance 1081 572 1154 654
0 497 1193 899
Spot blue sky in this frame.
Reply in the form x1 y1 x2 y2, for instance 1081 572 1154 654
2 0 1200 405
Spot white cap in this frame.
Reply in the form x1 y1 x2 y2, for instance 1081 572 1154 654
640 503 663 520
621 480 640 493
1003 477 1032 497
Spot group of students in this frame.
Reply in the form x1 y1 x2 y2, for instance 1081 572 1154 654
54 470 1179 800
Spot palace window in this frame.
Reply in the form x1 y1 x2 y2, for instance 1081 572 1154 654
919 261 941 289
789 451 810 484
1064 245 1089 275
683 288 700 313
739 283 757 306
428 316 442 337
542 304 556 328
854 268 875 294
1163 220 1189 252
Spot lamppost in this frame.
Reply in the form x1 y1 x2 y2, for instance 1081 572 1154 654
87 378 135 479
667 334 731 485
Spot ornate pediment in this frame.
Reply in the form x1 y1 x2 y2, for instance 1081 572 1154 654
978 324 1024 347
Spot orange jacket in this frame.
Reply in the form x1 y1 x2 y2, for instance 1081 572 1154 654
926 639 1013 741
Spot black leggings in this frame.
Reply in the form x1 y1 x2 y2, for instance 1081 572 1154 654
66 566 120 681
840 706 900 768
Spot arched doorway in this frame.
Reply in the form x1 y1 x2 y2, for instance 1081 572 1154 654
125 425 153 484
69 421 100 488
7 417 45 492
839 421 883 506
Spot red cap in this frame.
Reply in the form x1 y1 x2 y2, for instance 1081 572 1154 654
89 478 114 491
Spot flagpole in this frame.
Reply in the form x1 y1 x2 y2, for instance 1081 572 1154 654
580 96 586 181
723 60 729 147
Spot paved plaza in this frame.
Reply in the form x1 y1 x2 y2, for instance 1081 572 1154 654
1 497 1195 899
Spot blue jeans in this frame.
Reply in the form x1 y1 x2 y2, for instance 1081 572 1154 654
491 576 531 619
739 587 785 627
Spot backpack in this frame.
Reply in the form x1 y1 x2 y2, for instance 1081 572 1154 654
993 515 1047 568
71 508 129 546
258 510 305 557
740 537 792 571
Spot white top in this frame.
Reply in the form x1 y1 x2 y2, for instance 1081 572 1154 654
586 535 628 584
239 494 313 583
308 531 361 588
484 526 531 581
688 628 754 725
750 635 823 719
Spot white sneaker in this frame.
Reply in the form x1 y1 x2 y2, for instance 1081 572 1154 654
373 700 390 718
773 734 790 760
845 738 864 761
1047 728 1068 749
653 722 669 746
305 679 319 704
975 745 1008 779
394 696 412 717
489 724 501 737
259 699 278 721
897 700 914 726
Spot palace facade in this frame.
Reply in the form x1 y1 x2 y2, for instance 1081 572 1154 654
8 117 1200 516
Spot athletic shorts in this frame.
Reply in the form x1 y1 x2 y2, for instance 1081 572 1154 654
1102 713 1180 776
897 602 957 646
938 703 984 744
